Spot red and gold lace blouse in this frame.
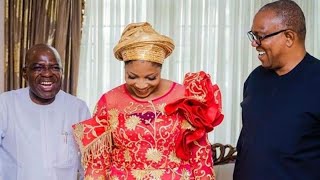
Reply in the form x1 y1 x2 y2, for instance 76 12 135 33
73 71 224 180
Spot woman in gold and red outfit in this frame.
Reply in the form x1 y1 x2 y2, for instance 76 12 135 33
72 22 224 180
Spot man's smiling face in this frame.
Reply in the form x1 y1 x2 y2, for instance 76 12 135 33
23 45 63 105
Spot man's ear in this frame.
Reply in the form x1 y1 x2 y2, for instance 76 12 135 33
22 67 28 80
284 30 295 47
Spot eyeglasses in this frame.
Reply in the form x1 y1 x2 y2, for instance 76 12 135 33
26 64 63 73
247 29 289 46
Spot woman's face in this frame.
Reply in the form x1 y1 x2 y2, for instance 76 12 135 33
125 60 162 99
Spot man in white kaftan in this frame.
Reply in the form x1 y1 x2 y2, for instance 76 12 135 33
0 44 90 180
0 88 90 180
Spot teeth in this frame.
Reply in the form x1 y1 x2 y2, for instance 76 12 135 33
41 82 53 85
258 51 265 55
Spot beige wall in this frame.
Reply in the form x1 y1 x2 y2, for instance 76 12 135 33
0 0 4 93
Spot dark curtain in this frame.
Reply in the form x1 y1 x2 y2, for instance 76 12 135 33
4 0 85 95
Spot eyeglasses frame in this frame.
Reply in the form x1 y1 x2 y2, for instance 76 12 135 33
247 29 289 46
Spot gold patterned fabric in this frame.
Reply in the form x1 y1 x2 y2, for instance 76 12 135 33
113 22 175 64
73 77 218 179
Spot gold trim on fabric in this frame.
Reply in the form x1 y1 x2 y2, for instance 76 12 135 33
73 123 85 141
168 152 181 164
131 169 165 180
84 175 106 180
73 117 113 170
181 119 195 131
125 115 140 130
81 131 112 169
145 148 163 163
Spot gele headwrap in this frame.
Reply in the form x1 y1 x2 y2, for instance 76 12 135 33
113 22 175 64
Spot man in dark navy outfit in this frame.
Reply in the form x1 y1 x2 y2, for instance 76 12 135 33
234 0 320 179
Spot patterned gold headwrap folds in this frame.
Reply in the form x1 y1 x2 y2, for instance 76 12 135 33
113 22 175 64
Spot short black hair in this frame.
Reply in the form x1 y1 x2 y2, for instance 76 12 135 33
25 44 62 66
260 0 306 41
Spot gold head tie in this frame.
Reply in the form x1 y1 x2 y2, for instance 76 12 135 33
113 22 175 64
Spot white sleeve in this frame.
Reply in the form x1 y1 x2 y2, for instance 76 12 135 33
77 164 84 180
76 101 90 179
0 95 7 147
79 101 91 121
0 94 7 180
